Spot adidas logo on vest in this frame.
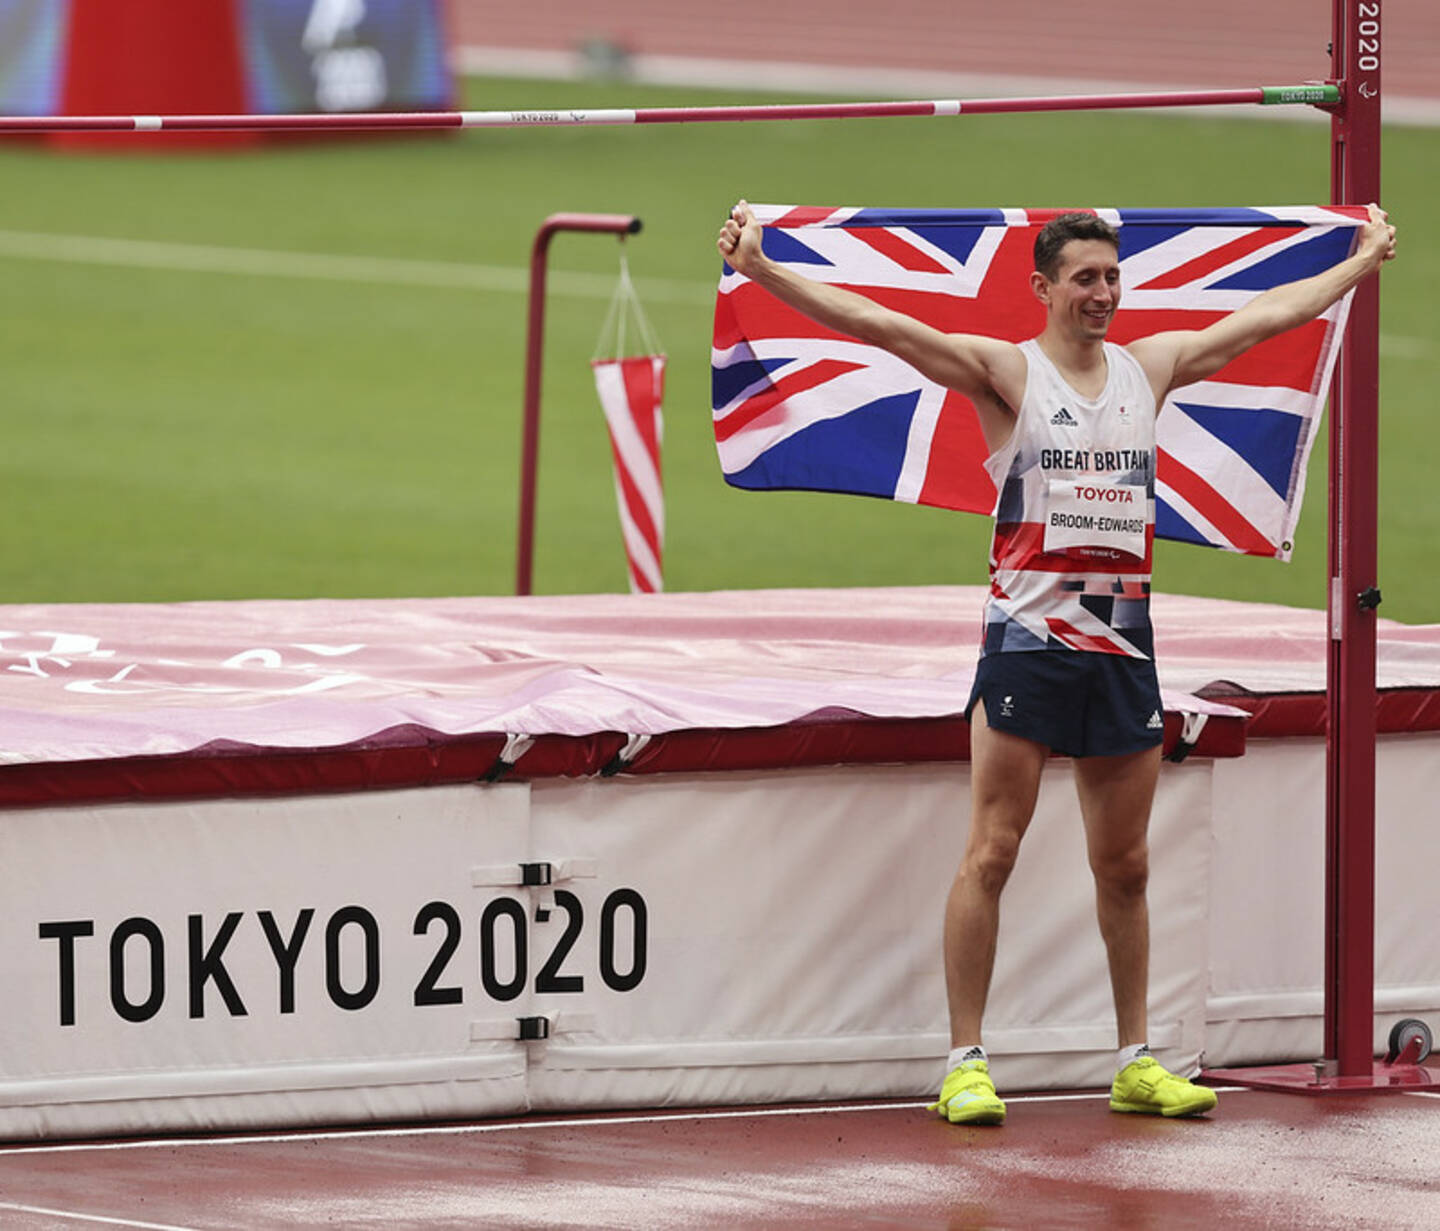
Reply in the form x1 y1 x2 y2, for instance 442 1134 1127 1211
1050 407 1078 427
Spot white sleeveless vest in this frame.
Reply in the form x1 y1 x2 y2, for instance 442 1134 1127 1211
980 339 1157 659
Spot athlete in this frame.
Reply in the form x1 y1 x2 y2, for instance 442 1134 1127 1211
717 199 1396 1123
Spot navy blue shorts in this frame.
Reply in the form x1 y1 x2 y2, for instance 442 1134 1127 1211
964 651 1164 758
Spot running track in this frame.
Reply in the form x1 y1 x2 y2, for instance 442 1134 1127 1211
1 1084 1439 1228
451 0 1439 104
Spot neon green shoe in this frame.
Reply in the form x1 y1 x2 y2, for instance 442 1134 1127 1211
928 1060 1006 1125
1109 1056 1218 1117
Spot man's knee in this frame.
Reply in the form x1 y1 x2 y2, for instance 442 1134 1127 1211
963 831 1024 895
1091 845 1149 899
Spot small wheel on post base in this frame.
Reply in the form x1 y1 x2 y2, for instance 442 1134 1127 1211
1384 1018 1434 1065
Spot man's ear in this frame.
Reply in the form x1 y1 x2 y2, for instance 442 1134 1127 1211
1029 270 1051 305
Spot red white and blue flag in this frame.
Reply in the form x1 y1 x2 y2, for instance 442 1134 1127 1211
712 205 1365 560
593 355 666 593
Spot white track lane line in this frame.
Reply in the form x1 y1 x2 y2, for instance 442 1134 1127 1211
0 1204 199 1231
0 229 711 306
0 1088 1253 1158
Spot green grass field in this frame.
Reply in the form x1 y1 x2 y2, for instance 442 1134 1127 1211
3 76 1437 620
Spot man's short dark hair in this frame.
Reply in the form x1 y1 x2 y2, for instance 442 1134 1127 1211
1034 212 1121 281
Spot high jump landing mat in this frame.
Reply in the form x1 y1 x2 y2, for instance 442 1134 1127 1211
0 586 1437 1141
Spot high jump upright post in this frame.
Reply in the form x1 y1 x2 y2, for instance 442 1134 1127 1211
1327 0 1383 1081
1206 0 1407 1096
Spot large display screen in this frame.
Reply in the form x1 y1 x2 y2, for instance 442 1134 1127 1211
0 0 69 115
0 0 452 116
239 0 453 114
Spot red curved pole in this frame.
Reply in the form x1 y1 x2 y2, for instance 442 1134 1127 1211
516 213 642 596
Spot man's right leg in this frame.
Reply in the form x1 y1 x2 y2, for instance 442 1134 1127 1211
945 699 1049 1045
932 699 1048 1124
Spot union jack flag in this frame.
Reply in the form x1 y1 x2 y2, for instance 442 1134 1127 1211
712 205 1365 560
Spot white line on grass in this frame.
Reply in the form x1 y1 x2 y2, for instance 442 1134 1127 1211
1379 333 1437 360
0 229 1430 358
0 229 712 306
0 1089 1252 1158
0 1204 200 1231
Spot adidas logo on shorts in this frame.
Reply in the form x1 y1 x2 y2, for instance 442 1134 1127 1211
1050 407 1078 427
1146 710 1163 730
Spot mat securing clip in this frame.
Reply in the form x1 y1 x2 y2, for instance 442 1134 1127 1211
600 732 652 777
469 1012 598 1043
481 733 536 782
471 858 599 889
1165 712 1209 763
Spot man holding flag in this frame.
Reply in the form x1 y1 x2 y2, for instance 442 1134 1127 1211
717 200 1395 1124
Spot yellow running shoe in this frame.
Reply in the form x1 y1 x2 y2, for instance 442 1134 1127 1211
1109 1056 1218 1117
928 1060 1006 1125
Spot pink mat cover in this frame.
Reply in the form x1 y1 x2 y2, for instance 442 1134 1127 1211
1 588 1436 799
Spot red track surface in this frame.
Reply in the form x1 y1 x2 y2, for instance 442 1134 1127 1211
1 1084 1438 1228
450 0 1439 101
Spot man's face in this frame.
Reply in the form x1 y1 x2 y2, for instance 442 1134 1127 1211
1035 239 1122 340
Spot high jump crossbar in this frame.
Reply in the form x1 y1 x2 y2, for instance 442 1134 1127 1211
0 85 1339 134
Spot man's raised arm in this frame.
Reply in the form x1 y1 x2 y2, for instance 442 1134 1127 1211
1130 204 1397 403
717 201 1024 443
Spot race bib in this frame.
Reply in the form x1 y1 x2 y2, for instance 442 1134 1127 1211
1043 476 1148 558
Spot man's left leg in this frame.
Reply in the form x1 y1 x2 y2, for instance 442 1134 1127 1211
1075 746 1217 1117
1074 746 1159 1047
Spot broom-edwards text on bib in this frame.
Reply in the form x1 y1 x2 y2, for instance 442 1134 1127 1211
1043 475 1148 558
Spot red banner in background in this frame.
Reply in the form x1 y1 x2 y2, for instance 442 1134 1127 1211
8 0 454 148
58 0 252 148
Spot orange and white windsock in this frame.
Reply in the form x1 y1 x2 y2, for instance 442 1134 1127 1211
591 355 666 593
